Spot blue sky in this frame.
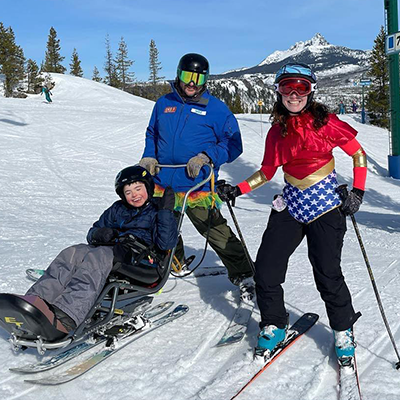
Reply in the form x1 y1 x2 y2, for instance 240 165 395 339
1 0 391 81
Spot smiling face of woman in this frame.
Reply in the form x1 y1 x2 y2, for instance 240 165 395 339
281 92 308 115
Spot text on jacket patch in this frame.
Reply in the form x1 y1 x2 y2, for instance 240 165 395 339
191 108 207 116
164 107 177 113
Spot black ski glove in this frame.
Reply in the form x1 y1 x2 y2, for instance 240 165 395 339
91 227 119 244
339 187 364 216
216 181 242 202
159 186 175 211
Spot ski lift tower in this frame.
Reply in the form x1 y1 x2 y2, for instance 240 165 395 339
385 0 400 178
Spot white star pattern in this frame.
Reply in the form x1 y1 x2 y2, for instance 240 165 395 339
283 170 341 224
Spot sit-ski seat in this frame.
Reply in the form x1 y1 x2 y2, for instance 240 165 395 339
109 236 170 288
70 244 172 339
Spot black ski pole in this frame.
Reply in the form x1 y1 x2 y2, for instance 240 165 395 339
226 200 256 275
216 180 256 275
337 184 400 370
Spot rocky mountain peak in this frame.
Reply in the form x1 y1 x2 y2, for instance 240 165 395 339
258 33 331 67
287 33 330 53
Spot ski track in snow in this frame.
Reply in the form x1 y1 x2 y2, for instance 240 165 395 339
1 74 400 399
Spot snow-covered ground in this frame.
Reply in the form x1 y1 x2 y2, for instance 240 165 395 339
1 74 400 400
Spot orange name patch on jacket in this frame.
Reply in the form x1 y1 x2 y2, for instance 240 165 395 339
164 106 177 113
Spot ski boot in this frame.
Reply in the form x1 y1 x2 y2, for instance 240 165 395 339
230 274 255 302
173 255 195 276
238 276 255 302
333 327 356 369
254 324 287 361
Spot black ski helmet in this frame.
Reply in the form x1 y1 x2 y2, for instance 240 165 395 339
274 63 317 113
115 165 155 200
177 53 209 82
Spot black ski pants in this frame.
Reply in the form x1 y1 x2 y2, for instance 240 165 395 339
255 206 361 331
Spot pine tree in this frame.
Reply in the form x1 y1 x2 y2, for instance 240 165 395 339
115 36 134 90
104 34 120 87
149 39 164 85
92 66 102 82
365 26 390 128
43 27 66 73
0 22 6 66
69 48 83 77
26 58 43 93
231 93 244 114
0 23 26 97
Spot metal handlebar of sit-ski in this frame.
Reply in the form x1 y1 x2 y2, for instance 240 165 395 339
157 164 214 276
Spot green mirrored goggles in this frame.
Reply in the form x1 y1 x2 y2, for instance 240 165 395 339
178 70 208 86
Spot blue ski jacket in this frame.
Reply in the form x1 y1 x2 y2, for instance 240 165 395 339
86 198 178 251
142 84 243 192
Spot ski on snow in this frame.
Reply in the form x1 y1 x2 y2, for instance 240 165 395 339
10 300 174 374
338 356 362 400
230 312 319 399
216 298 254 347
193 266 227 278
26 268 44 281
170 255 227 279
23 304 188 385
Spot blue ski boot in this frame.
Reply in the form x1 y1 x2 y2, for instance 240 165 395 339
333 328 356 367
254 324 287 361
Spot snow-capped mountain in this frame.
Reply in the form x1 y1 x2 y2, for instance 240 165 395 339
208 33 371 113
258 33 332 66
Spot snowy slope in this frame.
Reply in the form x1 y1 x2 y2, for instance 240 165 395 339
1 75 400 400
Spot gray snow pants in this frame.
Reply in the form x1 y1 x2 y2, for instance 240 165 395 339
26 244 114 326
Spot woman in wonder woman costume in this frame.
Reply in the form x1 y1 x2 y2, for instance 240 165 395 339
217 63 367 366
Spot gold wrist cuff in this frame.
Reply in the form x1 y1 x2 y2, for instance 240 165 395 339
352 148 367 168
246 170 268 190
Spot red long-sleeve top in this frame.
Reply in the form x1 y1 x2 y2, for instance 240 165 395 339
238 113 367 194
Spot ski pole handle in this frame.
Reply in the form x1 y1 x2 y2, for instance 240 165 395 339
216 179 236 207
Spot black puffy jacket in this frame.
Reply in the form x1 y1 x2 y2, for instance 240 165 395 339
86 198 177 251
